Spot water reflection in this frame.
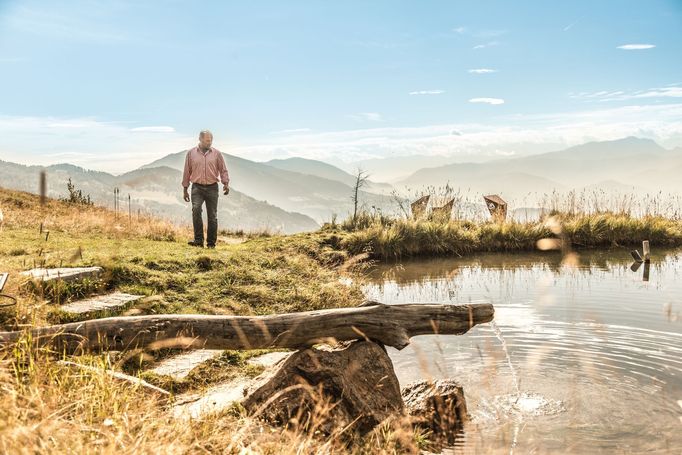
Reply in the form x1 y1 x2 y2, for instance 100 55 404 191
364 248 682 453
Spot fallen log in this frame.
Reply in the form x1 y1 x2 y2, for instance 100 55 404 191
0 302 494 355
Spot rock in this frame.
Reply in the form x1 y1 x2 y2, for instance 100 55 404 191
59 292 142 316
401 379 468 445
151 349 223 380
246 351 292 368
20 266 102 283
242 341 403 435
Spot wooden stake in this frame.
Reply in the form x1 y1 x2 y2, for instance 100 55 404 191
642 240 650 263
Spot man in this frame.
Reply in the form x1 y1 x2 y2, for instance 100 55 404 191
182 130 230 248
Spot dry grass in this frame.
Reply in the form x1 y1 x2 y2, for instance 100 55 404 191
0 337 430 454
0 187 183 242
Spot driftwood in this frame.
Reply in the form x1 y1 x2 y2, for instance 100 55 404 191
0 303 494 355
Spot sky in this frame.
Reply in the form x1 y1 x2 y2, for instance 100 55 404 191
0 0 681 174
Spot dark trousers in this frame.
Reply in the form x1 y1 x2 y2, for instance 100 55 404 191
191 183 219 246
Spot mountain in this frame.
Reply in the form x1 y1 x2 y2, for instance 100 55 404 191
397 137 682 201
343 155 460 182
142 151 398 222
0 160 319 234
265 157 393 194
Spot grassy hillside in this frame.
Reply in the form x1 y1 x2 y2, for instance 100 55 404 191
0 161 320 233
2 187 419 453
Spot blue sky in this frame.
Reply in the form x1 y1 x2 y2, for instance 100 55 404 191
1 0 681 173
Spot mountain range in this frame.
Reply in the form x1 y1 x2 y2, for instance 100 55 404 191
0 137 680 233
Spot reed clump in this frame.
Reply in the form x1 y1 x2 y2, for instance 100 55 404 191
334 211 682 260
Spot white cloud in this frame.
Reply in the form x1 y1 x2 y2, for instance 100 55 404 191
563 19 579 32
4 104 682 173
224 103 682 164
348 112 383 122
130 126 175 133
469 98 505 105
617 44 655 50
0 116 193 173
270 128 312 134
453 26 467 34
409 90 445 95
473 41 499 49
571 86 682 102
468 68 498 74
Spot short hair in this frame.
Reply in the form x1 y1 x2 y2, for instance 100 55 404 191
199 130 213 138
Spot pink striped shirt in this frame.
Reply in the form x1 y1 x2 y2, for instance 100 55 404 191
181 147 230 188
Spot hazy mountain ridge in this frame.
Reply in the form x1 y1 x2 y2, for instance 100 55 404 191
396 137 682 201
143 151 398 222
0 160 319 234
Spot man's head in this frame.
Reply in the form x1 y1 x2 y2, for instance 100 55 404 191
199 130 213 150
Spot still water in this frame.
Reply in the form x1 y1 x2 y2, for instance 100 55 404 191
364 249 682 453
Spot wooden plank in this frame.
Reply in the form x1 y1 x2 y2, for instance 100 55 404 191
0 273 8 293
59 292 142 315
0 303 494 355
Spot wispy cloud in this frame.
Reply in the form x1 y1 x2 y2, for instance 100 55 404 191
617 44 655 50
6 6 132 44
348 112 383 122
409 90 445 95
130 126 175 133
226 104 682 164
468 68 498 74
453 27 506 38
270 128 313 134
473 41 500 49
469 97 505 105
570 86 682 102
0 116 192 173
563 18 581 32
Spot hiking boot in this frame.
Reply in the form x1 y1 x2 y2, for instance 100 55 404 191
206 244 216 249
188 241 204 247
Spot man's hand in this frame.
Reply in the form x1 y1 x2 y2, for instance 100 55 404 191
183 188 190 202
223 184 230 195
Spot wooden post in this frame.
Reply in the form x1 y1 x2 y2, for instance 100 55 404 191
39 171 47 206
642 240 650 263
642 262 650 282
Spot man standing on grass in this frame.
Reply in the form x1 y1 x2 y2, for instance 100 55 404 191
182 130 230 249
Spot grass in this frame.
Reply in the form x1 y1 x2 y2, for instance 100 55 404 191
3 185 681 453
330 211 682 260
2 187 437 454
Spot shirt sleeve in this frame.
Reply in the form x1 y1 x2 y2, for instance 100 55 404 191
218 152 230 186
182 150 191 188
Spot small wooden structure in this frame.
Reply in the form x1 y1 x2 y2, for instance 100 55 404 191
411 195 430 220
483 194 507 222
431 199 454 220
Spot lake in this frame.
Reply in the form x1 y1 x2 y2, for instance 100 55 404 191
364 248 682 453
